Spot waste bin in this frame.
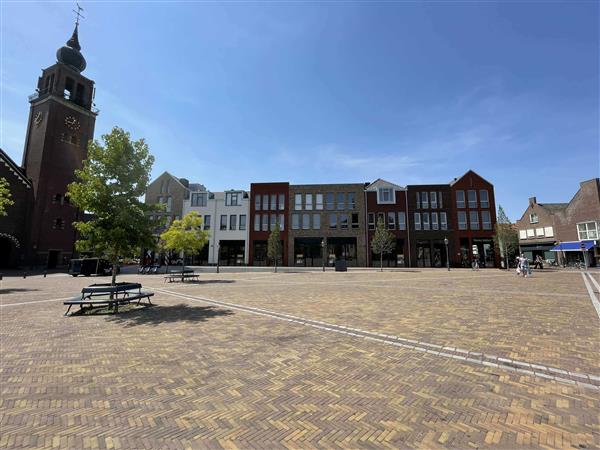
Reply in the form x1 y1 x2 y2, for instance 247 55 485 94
334 260 347 272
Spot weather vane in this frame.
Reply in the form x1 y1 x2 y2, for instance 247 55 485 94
73 3 85 27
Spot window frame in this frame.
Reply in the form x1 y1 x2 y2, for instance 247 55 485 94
469 210 480 230
414 212 421 231
456 190 465 209
457 211 467 230
220 215 228 231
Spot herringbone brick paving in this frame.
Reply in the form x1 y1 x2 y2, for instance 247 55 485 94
0 269 599 449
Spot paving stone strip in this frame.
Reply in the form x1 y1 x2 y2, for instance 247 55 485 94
156 287 600 391
581 272 600 319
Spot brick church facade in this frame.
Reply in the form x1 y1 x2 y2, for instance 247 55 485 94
0 23 97 268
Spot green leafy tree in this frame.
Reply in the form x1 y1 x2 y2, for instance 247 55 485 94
371 217 396 271
67 127 161 285
0 177 14 216
267 221 282 273
493 205 519 270
160 212 209 281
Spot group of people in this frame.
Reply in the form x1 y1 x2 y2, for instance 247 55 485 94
516 254 543 277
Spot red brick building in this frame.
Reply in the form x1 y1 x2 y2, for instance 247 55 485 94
248 183 289 266
0 24 98 268
365 179 409 267
449 171 497 268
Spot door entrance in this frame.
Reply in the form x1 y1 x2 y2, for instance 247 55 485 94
47 250 60 269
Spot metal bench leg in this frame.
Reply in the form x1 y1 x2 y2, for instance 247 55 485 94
65 305 72 316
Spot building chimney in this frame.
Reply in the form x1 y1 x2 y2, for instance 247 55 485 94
529 197 537 206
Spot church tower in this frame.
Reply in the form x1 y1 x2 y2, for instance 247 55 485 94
22 19 98 268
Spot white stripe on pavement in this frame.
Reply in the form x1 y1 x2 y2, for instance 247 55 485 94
581 272 600 319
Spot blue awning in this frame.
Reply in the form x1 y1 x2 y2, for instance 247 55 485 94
550 241 596 252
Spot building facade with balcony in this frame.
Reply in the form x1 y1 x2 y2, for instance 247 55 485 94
183 189 249 265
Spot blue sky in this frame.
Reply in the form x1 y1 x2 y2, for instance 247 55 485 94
1 1 598 221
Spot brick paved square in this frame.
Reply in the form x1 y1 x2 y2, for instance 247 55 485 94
1 269 599 449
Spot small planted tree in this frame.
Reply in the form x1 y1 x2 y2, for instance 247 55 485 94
0 177 14 216
68 127 161 286
267 221 282 273
493 205 519 270
371 217 395 271
160 211 209 281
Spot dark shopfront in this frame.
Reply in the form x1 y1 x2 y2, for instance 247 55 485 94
416 239 449 268
219 240 245 266
458 238 496 268
328 237 358 267
371 238 406 267
520 243 557 264
294 237 324 267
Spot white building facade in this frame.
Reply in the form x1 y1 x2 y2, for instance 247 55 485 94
183 189 250 265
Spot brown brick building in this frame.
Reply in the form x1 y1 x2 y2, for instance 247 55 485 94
0 24 98 268
516 178 599 266
288 183 367 267
407 184 454 268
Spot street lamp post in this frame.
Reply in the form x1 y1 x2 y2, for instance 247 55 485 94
444 237 450 271
321 238 326 272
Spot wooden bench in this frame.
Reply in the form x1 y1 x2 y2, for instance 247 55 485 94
64 282 154 316
164 269 199 283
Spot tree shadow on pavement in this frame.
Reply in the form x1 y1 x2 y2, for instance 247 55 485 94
0 288 40 294
96 303 234 327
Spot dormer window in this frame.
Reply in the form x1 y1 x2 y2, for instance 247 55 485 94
377 187 394 204
226 192 240 206
529 213 538 224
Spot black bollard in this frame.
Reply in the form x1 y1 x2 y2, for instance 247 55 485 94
0 273 3 281
23 272 27 279
44 271 47 278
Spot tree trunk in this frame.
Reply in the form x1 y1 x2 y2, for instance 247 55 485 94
111 263 118 286
274 255 278 273
181 250 185 282
380 253 383 272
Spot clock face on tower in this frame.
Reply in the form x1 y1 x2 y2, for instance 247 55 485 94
64 115 80 131
34 111 43 126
